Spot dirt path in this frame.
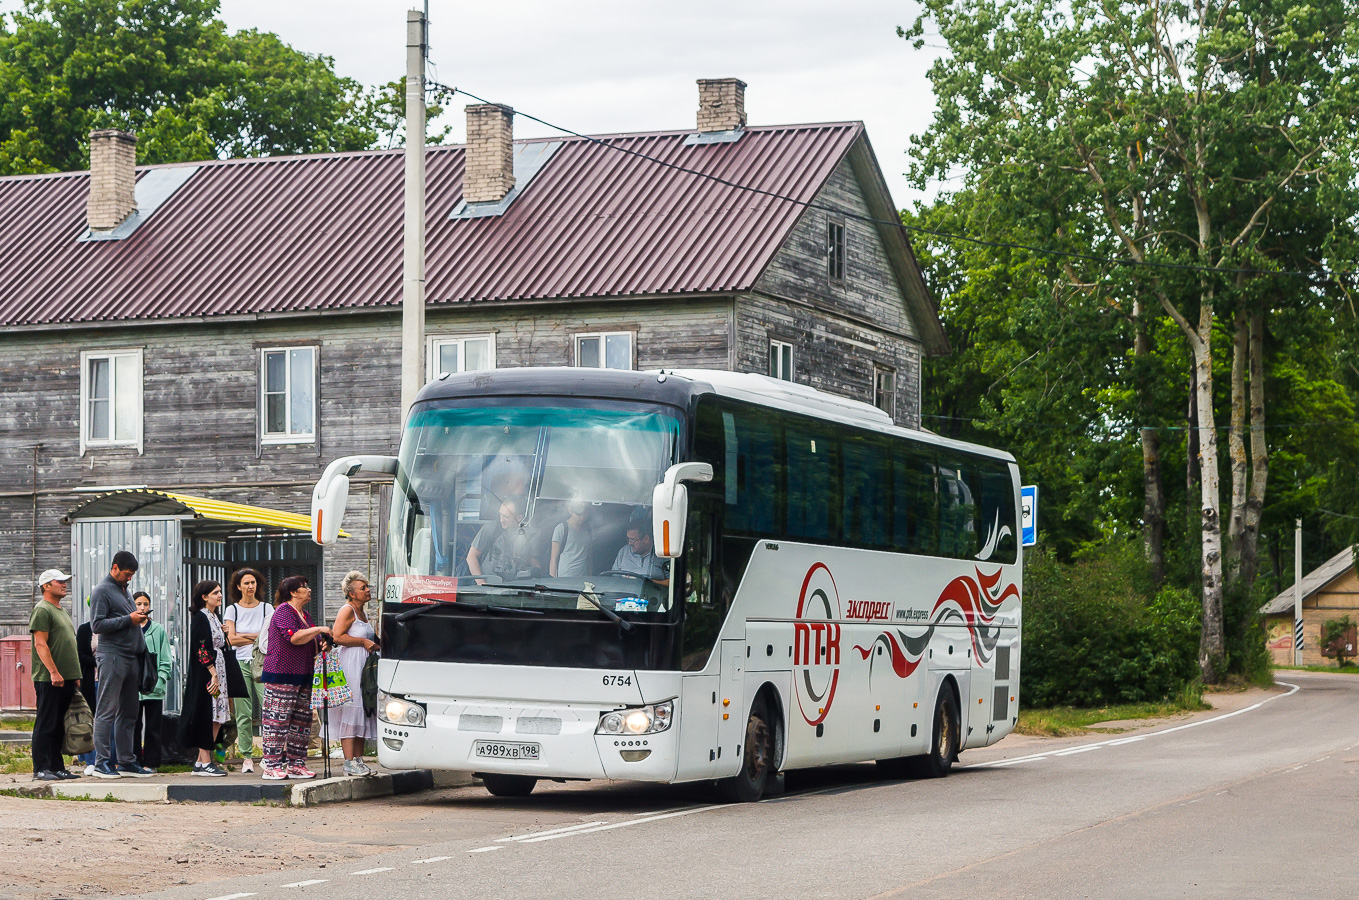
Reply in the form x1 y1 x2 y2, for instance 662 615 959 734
0 791 449 899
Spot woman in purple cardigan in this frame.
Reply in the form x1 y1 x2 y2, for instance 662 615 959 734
258 576 331 780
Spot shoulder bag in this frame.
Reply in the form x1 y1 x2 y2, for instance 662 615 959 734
250 604 275 682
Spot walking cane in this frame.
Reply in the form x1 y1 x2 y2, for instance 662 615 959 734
320 645 332 780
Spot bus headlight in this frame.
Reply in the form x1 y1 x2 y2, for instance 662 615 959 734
597 700 673 735
378 690 426 728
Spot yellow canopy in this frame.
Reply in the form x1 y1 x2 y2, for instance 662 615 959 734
62 489 348 538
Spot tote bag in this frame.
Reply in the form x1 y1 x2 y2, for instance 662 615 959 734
309 647 353 709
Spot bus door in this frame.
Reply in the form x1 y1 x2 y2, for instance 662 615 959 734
676 506 724 781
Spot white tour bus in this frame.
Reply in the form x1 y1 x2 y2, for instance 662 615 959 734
312 367 1021 801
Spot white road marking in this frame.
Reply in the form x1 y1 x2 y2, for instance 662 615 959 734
280 880 327 888
350 867 395 875
1106 736 1146 746
467 846 503 853
517 805 725 843
498 821 608 842
204 894 257 900
1053 745 1103 756
981 756 1048 767
411 856 454 864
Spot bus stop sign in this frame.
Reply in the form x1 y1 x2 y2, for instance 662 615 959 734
1021 485 1038 547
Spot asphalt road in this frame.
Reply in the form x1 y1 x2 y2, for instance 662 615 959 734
140 673 1359 900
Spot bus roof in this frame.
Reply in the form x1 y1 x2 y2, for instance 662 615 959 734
416 367 1016 464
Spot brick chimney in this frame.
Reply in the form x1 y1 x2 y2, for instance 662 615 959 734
696 78 747 133
87 129 138 232
463 104 516 204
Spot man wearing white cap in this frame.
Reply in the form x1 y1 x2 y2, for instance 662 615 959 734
30 568 82 781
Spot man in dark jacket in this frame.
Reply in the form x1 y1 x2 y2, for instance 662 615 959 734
89 551 154 778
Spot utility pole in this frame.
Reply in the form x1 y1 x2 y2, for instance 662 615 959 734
400 7 427 420
1294 518 1303 666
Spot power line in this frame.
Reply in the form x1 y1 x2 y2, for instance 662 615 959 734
434 82 1353 285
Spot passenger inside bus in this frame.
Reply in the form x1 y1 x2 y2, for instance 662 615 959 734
466 497 536 584
550 501 593 578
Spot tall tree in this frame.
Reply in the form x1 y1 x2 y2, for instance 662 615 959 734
0 0 385 173
903 0 1359 680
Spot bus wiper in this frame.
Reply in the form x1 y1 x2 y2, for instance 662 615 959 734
493 582 634 632
394 598 545 622
460 602 545 617
393 598 458 623
578 582 633 633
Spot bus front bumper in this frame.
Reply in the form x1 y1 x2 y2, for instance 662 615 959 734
376 700 680 782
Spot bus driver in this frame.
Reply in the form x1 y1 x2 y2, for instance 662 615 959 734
611 517 669 585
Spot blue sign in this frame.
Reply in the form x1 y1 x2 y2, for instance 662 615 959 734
1021 485 1038 547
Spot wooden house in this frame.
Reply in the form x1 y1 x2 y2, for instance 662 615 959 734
0 78 948 639
1261 545 1359 667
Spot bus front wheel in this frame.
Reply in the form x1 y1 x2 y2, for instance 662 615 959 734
479 772 537 797
716 697 774 803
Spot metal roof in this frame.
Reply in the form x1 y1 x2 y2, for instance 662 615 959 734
1260 544 1358 615
0 122 918 329
61 489 346 536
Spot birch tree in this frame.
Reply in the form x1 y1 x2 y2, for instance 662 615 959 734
905 0 1359 680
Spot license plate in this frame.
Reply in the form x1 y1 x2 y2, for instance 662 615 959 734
474 741 540 760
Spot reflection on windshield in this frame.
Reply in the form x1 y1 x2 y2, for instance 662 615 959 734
385 402 680 616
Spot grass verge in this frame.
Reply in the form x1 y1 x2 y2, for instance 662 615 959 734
1274 664 1359 675
1017 683 1209 737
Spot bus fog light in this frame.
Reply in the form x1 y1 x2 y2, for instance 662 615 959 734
383 737 404 751
597 700 674 735
620 749 651 762
378 690 426 728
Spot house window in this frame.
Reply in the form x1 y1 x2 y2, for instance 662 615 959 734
260 347 316 443
874 366 896 418
428 334 496 381
827 219 846 282
575 332 633 370
80 349 143 453
769 340 794 381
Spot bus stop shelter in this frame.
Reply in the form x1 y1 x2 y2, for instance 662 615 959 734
62 490 331 715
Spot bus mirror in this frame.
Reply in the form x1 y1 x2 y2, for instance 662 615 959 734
652 462 713 558
311 455 398 545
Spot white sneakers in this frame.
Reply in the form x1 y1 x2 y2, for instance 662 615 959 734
343 758 375 777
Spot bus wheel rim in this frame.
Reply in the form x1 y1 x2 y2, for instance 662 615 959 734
745 715 769 777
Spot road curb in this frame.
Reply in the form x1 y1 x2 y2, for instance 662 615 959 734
289 769 475 807
8 769 474 805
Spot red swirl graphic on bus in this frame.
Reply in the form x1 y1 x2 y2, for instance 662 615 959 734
793 562 841 726
853 567 1017 685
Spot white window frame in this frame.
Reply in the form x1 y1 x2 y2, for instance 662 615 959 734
426 333 497 381
574 331 635 371
79 349 144 456
769 340 795 381
874 365 896 418
259 346 317 445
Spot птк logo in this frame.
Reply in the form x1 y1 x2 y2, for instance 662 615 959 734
794 562 842 726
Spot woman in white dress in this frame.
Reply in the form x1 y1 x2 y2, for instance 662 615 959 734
331 571 378 776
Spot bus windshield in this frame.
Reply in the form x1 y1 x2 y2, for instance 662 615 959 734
385 400 682 620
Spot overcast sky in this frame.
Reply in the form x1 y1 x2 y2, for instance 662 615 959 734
0 1 945 205
213 0 944 206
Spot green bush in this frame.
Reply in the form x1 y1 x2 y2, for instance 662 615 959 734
1020 544 1201 707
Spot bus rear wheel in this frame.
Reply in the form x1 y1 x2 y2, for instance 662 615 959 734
479 773 537 797
716 697 774 803
914 688 959 778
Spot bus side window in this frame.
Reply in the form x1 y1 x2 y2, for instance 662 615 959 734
978 463 1018 564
